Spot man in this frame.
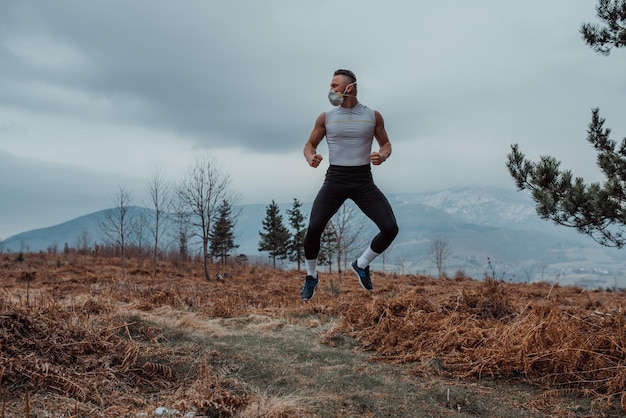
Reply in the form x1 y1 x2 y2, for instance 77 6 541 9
300 69 399 301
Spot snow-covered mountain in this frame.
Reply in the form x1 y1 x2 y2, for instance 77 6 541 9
390 186 541 229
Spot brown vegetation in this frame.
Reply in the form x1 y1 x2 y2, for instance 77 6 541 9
1 252 625 417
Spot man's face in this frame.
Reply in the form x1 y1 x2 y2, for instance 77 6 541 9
330 75 350 93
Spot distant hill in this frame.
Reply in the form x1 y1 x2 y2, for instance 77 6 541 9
2 186 624 289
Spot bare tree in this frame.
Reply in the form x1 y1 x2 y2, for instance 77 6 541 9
177 154 233 281
99 184 137 277
170 195 191 274
328 202 367 280
430 235 452 278
75 227 92 254
147 167 173 277
132 209 149 262
394 251 409 275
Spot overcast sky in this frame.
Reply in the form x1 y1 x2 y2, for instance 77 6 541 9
1 0 625 239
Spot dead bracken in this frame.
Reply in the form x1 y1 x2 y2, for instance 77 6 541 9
1 252 625 416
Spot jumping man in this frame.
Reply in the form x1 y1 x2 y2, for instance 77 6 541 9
301 69 399 300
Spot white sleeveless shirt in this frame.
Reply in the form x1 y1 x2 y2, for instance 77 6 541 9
325 102 376 166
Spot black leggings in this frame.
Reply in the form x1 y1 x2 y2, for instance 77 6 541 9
303 165 399 259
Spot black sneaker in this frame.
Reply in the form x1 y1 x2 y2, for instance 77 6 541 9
301 274 319 301
351 260 373 291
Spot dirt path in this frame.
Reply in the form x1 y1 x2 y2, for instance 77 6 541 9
153 312 558 417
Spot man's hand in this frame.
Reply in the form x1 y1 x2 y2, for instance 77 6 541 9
370 152 387 166
308 153 323 168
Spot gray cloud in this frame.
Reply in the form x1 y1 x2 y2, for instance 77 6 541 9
1 1 329 152
0 150 145 239
1 0 626 237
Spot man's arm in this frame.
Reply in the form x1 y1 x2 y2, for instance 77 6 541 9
304 112 326 168
371 110 391 166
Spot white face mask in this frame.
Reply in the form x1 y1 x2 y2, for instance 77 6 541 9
328 82 356 106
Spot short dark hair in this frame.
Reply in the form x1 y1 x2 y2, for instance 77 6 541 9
334 69 356 83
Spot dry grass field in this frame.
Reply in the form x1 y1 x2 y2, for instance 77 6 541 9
1 252 626 417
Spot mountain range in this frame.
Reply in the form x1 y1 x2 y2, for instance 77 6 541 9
2 186 624 289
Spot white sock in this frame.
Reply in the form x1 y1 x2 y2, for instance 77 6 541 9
305 259 318 277
357 247 379 269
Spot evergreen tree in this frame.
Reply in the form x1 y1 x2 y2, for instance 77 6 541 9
507 0 626 248
580 0 626 55
179 230 188 262
210 199 239 266
258 200 291 268
286 198 307 272
507 111 626 248
318 224 337 273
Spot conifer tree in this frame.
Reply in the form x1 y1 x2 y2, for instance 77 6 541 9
580 0 626 55
507 0 626 248
507 111 626 248
258 200 291 268
286 198 307 272
210 199 239 266
318 224 337 273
